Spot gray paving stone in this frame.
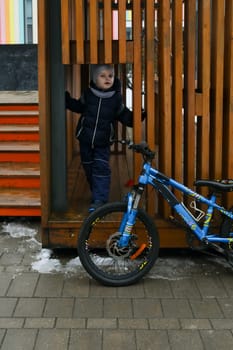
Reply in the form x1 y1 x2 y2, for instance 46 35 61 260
220 275 233 297
5 265 31 273
195 276 228 298
0 272 13 296
0 252 23 266
62 276 90 297
1 329 37 350
43 297 74 317
189 299 224 318
211 318 233 329
24 318 55 328
14 297 46 317
87 318 117 329
133 298 163 318
0 318 24 329
69 329 102 350
89 280 117 297
217 297 233 318
170 278 201 298
200 329 233 350
73 298 103 318
103 330 136 350
104 298 133 318
7 272 39 297
118 318 148 329
35 329 69 350
56 318 86 329
161 299 193 318
180 318 211 330
136 330 170 350
34 274 64 297
0 236 22 250
117 282 145 298
168 330 204 350
0 329 6 344
149 318 180 330
0 297 17 317
144 279 173 298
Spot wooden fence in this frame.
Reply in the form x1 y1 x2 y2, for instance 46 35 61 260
60 0 233 214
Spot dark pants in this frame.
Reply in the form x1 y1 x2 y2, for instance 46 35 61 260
79 143 111 203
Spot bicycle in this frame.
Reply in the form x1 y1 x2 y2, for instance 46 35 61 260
78 141 233 286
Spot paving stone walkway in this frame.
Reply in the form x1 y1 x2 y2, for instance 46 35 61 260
0 218 233 349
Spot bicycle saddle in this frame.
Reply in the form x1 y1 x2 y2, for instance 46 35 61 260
194 179 233 192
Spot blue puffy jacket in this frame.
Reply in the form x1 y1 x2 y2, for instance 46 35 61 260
65 78 133 147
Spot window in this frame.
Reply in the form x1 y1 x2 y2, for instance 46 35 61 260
0 0 37 44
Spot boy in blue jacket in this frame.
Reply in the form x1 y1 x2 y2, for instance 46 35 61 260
65 64 133 212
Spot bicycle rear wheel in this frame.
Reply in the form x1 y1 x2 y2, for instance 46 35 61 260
78 202 160 286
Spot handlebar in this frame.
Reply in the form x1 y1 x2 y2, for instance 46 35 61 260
116 140 156 161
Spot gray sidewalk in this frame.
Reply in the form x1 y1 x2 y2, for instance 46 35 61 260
0 219 233 350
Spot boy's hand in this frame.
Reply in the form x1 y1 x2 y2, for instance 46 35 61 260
141 110 147 121
65 91 70 100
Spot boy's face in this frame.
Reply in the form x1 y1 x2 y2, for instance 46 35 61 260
95 69 114 90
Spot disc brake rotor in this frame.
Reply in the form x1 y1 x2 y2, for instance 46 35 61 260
106 233 134 259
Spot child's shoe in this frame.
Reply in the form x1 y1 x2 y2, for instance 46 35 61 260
88 200 105 213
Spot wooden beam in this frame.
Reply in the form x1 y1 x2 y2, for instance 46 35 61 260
61 0 70 64
183 0 196 189
172 0 183 197
75 0 84 63
158 0 172 217
118 0 126 63
103 0 112 63
89 0 98 63
38 0 51 224
133 0 142 180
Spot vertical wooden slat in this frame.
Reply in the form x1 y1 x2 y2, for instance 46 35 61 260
172 0 183 194
118 0 126 63
103 0 112 63
38 0 51 227
89 0 98 63
145 0 155 149
210 0 224 179
75 0 84 63
183 0 196 189
196 0 210 188
158 0 172 217
223 0 233 207
132 0 142 179
145 0 155 214
61 0 70 64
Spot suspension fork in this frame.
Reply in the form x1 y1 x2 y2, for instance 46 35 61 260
118 184 145 247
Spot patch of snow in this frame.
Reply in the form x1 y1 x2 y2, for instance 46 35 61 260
31 248 82 274
31 249 62 273
1 222 38 238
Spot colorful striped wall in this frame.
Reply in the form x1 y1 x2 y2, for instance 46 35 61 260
0 0 37 44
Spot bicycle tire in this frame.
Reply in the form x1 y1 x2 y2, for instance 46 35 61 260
78 202 160 286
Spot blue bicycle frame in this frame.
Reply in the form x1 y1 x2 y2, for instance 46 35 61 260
118 162 233 248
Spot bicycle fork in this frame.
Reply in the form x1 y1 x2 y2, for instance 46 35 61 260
118 184 145 248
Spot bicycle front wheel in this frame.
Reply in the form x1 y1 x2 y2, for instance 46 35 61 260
78 202 160 286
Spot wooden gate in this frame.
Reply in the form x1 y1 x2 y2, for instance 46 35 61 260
38 0 233 248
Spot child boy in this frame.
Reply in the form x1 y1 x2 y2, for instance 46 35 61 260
65 64 133 212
